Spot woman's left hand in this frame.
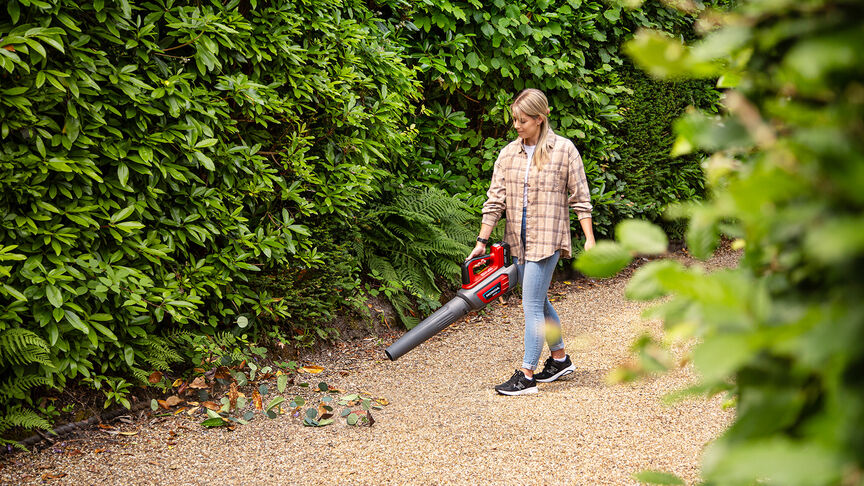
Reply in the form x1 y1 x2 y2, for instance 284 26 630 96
584 238 596 251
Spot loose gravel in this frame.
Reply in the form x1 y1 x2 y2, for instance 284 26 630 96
1 249 738 485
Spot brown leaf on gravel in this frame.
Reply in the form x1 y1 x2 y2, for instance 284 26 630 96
165 396 183 407
189 376 208 389
41 473 67 480
214 367 232 380
148 371 163 384
228 382 239 411
317 403 333 420
93 449 106 454
97 424 114 430
252 389 263 410
298 365 324 374
366 411 375 427
201 401 220 411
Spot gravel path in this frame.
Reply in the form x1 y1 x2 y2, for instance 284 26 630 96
1 250 738 485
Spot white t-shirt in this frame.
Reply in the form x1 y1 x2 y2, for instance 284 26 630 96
522 144 536 207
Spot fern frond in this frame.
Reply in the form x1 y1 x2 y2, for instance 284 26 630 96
0 375 51 401
0 408 51 434
0 329 51 367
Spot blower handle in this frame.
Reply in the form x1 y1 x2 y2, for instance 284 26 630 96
460 242 512 289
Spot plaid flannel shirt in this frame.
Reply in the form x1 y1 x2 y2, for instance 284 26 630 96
481 129 593 262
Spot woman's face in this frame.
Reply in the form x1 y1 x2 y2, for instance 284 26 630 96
512 110 543 144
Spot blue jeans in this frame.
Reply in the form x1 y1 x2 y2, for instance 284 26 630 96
516 207 564 371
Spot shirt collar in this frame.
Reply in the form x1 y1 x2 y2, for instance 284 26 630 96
518 127 556 153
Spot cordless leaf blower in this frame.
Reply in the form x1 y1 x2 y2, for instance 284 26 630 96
384 242 518 361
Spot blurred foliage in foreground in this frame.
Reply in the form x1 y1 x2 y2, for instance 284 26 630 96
577 0 864 484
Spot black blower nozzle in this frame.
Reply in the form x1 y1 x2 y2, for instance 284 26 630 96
384 242 518 361
384 297 472 361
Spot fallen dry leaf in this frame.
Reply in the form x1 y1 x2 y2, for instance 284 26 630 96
201 401 220 411
97 424 114 430
171 378 184 388
158 396 183 409
317 403 332 419
188 376 208 389
41 473 67 480
375 397 390 406
166 441 177 446
252 389 263 410
148 371 163 384
214 367 232 380
173 407 188 415
186 407 199 415
228 382 239 411
298 365 324 374
93 449 106 454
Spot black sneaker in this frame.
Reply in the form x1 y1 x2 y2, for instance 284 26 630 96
534 355 576 383
494 370 538 396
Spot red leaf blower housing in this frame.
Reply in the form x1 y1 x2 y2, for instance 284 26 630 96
384 242 519 361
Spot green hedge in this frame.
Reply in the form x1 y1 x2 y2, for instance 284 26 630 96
0 0 419 443
0 0 718 443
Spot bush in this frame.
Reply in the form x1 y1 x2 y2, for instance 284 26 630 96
578 0 864 483
608 65 719 236
389 0 715 237
0 0 417 438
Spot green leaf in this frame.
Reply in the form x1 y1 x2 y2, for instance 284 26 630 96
625 260 681 301
236 316 249 328
632 470 685 485
7 1 20 24
150 399 159 411
277 374 288 393
64 310 88 334
123 346 135 366
616 220 668 255
201 417 227 428
195 138 218 148
603 8 620 22
317 381 328 391
266 396 285 411
685 208 718 259
346 413 359 426
3 284 26 301
117 163 129 186
115 221 145 232
90 321 118 341
693 333 754 382
574 241 632 278
46 284 63 308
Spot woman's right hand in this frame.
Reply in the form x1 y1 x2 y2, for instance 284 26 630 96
465 243 487 261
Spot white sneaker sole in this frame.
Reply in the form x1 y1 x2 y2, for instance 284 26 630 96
535 364 576 383
495 386 539 396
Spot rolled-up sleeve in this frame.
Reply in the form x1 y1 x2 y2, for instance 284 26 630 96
567 145 593 220
481 155 507 227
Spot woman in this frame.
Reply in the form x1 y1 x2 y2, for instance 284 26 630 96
466 88 595 396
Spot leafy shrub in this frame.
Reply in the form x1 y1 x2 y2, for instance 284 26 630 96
607 65 720 236
387 0 714 237
0 0 417 439
578 0 864 483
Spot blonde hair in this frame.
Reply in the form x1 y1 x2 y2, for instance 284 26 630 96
511 88 551 170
